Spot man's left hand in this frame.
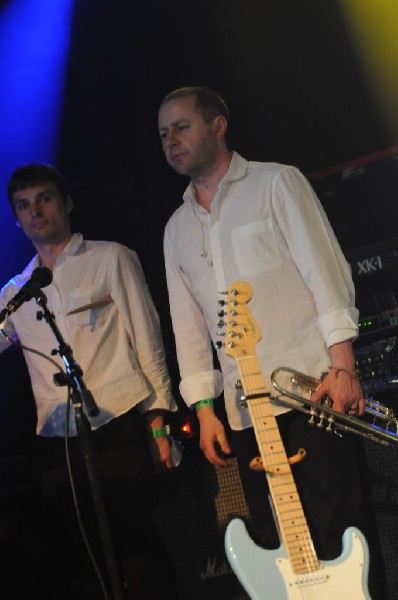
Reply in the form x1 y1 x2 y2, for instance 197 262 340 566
311 368 365 416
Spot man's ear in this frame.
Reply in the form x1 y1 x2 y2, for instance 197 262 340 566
213 115 228 140
66 195 73 213
15 219 21 229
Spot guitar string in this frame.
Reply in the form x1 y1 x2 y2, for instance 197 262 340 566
238 355 328 592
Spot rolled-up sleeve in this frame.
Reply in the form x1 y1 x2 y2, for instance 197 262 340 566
273 166 359 348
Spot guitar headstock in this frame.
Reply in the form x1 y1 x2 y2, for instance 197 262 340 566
223 281 261 359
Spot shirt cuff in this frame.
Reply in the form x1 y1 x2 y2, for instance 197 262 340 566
138 391 178 413
317 308 359 348
179 370 224 408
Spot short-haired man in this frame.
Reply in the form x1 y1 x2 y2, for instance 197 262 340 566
159 86 386 599
0 163 179 598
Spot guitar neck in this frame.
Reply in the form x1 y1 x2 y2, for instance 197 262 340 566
237 354 319 574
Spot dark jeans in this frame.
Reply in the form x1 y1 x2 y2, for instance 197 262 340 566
230 410 387 600
33 407 178 600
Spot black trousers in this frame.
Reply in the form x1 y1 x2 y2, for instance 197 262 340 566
229 410 387 600
31 407 178 600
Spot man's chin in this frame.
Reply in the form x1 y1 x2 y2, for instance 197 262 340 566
170 164 191 177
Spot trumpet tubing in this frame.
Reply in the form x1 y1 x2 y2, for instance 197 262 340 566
270 367 398 446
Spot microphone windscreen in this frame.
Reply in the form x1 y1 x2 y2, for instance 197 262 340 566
31 267 53 288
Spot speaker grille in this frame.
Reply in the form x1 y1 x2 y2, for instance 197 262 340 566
153 453 250 600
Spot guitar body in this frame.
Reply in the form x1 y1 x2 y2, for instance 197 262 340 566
225 518 371 600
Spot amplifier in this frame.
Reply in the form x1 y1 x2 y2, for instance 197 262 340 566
346 237 398 280
354 336 398 396
153 451 250 600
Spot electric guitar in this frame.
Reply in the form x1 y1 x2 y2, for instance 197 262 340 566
223 281 370 600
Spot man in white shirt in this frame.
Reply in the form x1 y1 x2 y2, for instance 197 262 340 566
158 86 385 599
0 163 179 599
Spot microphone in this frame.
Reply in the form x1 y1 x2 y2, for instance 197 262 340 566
1 267 53 320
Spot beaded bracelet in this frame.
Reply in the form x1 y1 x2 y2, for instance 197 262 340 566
328 366 359 380
195 399 214 412
150 425 170 438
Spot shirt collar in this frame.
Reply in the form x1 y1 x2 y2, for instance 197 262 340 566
21 233 85 280
182 151 248 206
60 232 84 256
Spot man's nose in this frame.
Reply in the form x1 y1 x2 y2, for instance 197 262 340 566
31 201 43 216
165 130 178 147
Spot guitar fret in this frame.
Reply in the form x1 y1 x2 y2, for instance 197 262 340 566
254 427 281 437
277 498 305 505
290 553 318 564
290 560 318 573
278 511 307 522
287 527 312 537
279 515 309 527
286 537 314 550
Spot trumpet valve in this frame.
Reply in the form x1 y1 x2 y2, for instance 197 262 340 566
316 411 326 429
326 416 335 433
308 408 317 426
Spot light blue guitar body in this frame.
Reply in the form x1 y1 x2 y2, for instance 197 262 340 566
225 518 371 600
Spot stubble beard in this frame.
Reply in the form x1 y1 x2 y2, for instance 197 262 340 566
180 140 219 181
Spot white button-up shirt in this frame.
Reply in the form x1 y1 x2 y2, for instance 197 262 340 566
164 152 358 430
0 234 176 436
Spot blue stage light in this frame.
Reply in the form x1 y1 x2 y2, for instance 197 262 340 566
0 0 75 283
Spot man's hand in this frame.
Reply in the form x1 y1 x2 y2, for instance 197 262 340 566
311 340 365 416
196 406 232 466
147 412 174 472
311 370 365 415
150 436 174 471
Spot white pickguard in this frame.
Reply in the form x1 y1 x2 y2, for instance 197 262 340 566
225 518 371 600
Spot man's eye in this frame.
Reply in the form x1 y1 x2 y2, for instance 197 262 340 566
177 124 188 131
40 193 54 203
15 201 28 211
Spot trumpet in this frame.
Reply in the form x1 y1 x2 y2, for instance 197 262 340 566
270 367 398 446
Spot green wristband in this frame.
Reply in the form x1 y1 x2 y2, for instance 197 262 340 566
150 425 170 438
195 399 214 412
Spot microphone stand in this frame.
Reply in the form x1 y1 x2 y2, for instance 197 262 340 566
34 290 126 600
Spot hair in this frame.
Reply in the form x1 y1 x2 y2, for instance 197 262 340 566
7 163 70 215
160 86 229 124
